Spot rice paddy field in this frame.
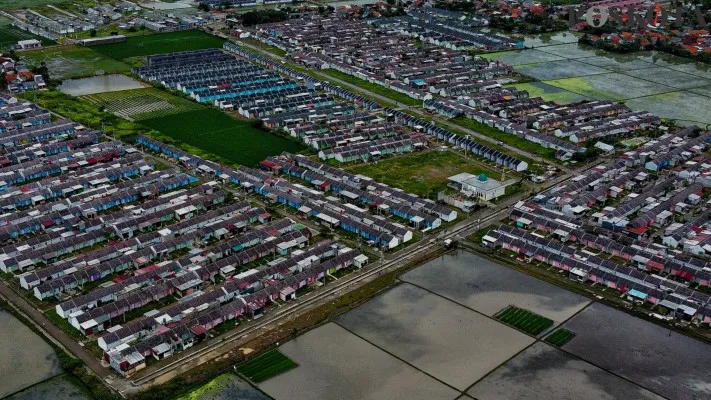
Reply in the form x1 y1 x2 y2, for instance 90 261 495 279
336 283 534 390
0 310 63 398
495 306 554 336
236 350 298 383
483 43 711 125
468 343 664 400
81 87 202 120
559 302 711 399
91 30 225 60
401 251 591 323
77 87 304 165
259 323 461 400
545 328 575 347
257 250 711 400
177 373 270 400
20 45 131 80
139 108 305 166
7 375 90 400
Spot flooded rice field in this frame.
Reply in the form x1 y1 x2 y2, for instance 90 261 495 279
177 373 269 400
402 251 590 323
482 49 565 66
484 43 711 124
514 59 609 81
258 250 711 400
0 310 62 398
259 322 459 400
7 375 89 400
336 283 534 390
58 74 148 96
484 30 581 48
469 342 663 400
561 303 711 400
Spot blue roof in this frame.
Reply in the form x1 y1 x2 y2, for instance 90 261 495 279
628 289 647 299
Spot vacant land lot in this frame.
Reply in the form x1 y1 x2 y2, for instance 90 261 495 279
237 350 298 383
20 45 131 79
140 108 304 166
92 30 225 60
81 87 202 120
496 306 554 336
545 328 575 347
469 342 663 400
346 150 501 197
336 283 534 390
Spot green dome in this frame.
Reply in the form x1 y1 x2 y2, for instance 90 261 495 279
478 173 487 181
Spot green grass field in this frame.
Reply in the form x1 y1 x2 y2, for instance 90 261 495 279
20 45 131 79
346 150 503 197
236 349 298 383
92 30 225 60
81 88 203 120
0 17 55 48
496 306 554 335
545 328 575 346
140 108 304 166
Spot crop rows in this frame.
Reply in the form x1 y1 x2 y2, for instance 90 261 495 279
496 306 554 336
82 88 201 120
545 328 575 347
236 349 298 383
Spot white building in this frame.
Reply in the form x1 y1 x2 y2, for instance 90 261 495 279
448 172 507 201
17 39 41 50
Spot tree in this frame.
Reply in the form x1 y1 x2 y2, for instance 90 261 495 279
197 2 210 12
31 61 50 83
89 29 97 37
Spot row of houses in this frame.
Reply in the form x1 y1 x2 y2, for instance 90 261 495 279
254 14 516 101
483 224 711 324
104 243 364 376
